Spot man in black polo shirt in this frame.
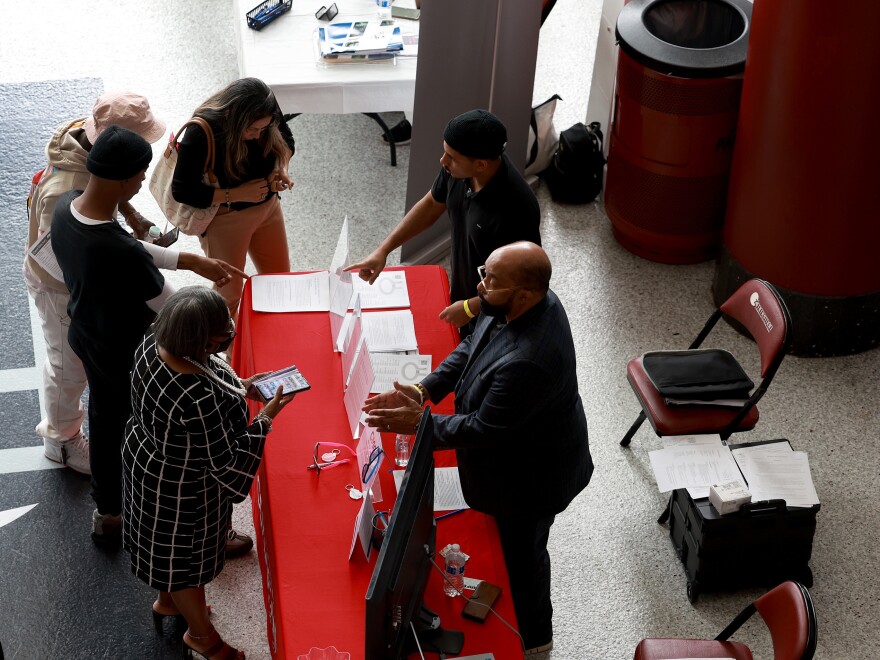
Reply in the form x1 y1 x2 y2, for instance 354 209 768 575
348 109 541 338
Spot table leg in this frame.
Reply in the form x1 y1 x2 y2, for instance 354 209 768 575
363 112 397 167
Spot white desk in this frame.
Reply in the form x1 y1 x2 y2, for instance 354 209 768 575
233 0 419 115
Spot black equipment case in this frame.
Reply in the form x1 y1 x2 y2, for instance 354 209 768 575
667 439 819 603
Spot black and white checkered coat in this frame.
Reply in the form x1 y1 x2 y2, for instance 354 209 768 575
122 333 268 591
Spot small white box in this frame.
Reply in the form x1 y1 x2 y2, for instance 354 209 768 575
709 479 752 515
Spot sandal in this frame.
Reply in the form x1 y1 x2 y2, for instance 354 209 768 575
152 601 212 633
183 629 245 660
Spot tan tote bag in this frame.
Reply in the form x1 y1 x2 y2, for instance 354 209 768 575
149 117 219 236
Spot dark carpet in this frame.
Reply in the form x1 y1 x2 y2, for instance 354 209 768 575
0 78 188 660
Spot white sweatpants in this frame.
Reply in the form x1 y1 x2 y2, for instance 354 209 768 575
26 281 87 443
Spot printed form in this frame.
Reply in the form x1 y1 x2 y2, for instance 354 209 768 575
649 441 742 493
393 467 470 511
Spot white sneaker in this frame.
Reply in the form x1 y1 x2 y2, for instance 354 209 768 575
43 434 91 475
91 509 122 546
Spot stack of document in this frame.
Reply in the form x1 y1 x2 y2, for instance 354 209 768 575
317 20 403 61
731 443 820 508
361 310 418 353
648 435 742 496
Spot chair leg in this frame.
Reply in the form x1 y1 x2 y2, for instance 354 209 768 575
620 411 646 447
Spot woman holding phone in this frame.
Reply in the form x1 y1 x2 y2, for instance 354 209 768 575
122 286 295 659
172 77 296 322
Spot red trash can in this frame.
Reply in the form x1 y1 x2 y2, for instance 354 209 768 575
713 0 880 356
605 0 752 264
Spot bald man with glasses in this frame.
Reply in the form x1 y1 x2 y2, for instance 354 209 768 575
363 241 593 655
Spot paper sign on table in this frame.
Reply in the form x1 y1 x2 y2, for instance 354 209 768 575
343 336 374 438
348 489 375 561
351 271 410 309
369 354 432 393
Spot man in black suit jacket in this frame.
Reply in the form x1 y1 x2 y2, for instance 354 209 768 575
364 241 593 654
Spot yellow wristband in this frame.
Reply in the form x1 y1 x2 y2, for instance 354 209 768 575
410 384 424 404
462 298 476 319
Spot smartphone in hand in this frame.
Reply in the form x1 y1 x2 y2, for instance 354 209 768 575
250 365 311 402
154 226 180 248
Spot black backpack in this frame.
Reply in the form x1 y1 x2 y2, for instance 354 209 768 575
541 121 606 204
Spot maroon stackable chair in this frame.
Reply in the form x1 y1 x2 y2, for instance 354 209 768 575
634 580 818 660
621 278 791 447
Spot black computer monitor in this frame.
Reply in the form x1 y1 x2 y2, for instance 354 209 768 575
365 410 464 659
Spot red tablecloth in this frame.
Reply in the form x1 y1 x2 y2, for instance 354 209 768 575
233 266 523 660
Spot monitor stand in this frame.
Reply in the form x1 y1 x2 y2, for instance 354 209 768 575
405 603 464 655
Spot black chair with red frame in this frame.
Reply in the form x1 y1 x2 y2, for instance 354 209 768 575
634 580 818 660
620 278 791 447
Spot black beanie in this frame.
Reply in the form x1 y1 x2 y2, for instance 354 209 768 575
86 124 153 180
443 109 507 159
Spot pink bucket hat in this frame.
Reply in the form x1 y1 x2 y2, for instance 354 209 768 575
84 91 166 145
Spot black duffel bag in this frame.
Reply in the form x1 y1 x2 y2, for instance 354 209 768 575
541 121 606 204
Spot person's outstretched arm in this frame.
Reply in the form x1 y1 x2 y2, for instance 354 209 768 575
346 191 446 284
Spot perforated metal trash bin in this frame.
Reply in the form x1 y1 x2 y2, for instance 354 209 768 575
604 0 752 264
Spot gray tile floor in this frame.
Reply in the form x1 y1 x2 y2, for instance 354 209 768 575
1 1 878 658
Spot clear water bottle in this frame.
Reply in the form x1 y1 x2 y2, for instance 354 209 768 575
147 226 162 243
375 0 392 19
394 434 411 467
443 543 466 597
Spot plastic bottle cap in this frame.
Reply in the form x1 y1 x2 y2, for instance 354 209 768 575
451 544 460 552
148 226 162 238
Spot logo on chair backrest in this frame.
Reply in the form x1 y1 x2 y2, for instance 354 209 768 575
750 292 774 332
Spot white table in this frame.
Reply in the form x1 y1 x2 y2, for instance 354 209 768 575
233 0 420 163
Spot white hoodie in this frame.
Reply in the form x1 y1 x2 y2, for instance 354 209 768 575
25 118 91 293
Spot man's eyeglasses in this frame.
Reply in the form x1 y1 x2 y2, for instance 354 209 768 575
315 3 338 20
309 441 356 474
477 265 519 294
361 445 384 485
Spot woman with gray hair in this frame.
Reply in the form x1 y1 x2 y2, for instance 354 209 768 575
122 286 295 659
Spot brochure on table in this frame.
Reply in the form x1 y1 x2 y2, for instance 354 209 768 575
329 217 353 351
318 19 404 56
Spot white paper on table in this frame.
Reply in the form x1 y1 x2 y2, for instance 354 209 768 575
662 434 722 448
392 467 471 512
251 272 330 312
648 444 743 494
732 445 820 508
343 336 375 438
369 353 432 393
28 231 65 283
349 489 375 561
351 271 410 309
361 310 418 352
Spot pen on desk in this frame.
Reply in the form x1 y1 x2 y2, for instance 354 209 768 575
435 509 465 521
